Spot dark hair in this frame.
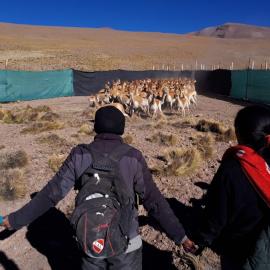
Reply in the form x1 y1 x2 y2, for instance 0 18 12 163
234 105 270 151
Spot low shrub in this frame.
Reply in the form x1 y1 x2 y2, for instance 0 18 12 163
48 154 67 172
0 150 28 170
21 121 64 134
0 169 27 200
78 123 95 136
123 134 133 144
194 134 214 159
216 127 236 142
161 147 202 176
36 133 67 147
0 105 54 124
147 132 177 146
195 119 224 134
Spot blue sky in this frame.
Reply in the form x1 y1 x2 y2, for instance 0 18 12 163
0 0 269 34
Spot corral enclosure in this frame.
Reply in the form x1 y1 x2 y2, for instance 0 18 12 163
0 65 269 270
1 68 270 103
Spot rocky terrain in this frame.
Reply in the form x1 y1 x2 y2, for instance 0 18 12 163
192 23 270 39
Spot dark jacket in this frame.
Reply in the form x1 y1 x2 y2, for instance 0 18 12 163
8 133 185 244
195 157 268 260
243 223 270 270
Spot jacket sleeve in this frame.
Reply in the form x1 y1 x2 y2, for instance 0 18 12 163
195 163 231 247
8 147 79 230
134 152 186 245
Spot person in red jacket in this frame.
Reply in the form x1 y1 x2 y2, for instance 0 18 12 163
194 105 270 270
1 105 195 270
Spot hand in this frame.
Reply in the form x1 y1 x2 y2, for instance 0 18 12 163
0 216 11 229
182 238 198 254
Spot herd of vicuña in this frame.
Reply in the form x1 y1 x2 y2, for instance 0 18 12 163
88 78 197 117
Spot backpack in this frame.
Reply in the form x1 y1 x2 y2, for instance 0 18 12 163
70 144 134 258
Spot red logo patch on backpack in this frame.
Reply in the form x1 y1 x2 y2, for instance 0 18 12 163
92 239 105 254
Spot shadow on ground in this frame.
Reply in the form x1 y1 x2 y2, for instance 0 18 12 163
167 181 209 237
0 251 20 270
0 227 19 270
142 241 178 270
25 204 179 270
23 192 182 270
0 182 209 270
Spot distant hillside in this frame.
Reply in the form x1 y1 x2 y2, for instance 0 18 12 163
193 23 270 39
0 22 269 71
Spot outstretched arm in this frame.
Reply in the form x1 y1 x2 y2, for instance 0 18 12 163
5 146 85 230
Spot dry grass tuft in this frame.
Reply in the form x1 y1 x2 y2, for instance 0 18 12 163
147 132 177 146
21 121 64 134
66 118 86 128
48 154 67 172
81 108 95 119
0 150 28 170
195 119 224 134
0 105 54 124
78 123 95 136
39 111 59 122
149 165 162 176
36 133 67 147
123 134 133 144
194 134 214 159
216 127 236 142
0 109 5 120
170 118 196 129
154 119 168 129
34 105 52 113
195 119 236 143
160 147 201 176
0 169 27 201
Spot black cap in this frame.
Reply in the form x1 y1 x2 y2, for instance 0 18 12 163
94 106 125 135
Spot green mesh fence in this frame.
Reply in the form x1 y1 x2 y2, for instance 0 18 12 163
0 69 73 102
231 70 270 103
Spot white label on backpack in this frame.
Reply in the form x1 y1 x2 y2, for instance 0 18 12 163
94 173 101 184
92 239 104 254
86 193 103 200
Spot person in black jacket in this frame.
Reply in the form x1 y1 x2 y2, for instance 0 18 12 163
193 105 270 270
0 105 195 270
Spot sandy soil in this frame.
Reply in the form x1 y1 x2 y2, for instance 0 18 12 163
0 94 250 270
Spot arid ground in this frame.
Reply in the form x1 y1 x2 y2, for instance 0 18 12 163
0 94 249 270
0 23 270 71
